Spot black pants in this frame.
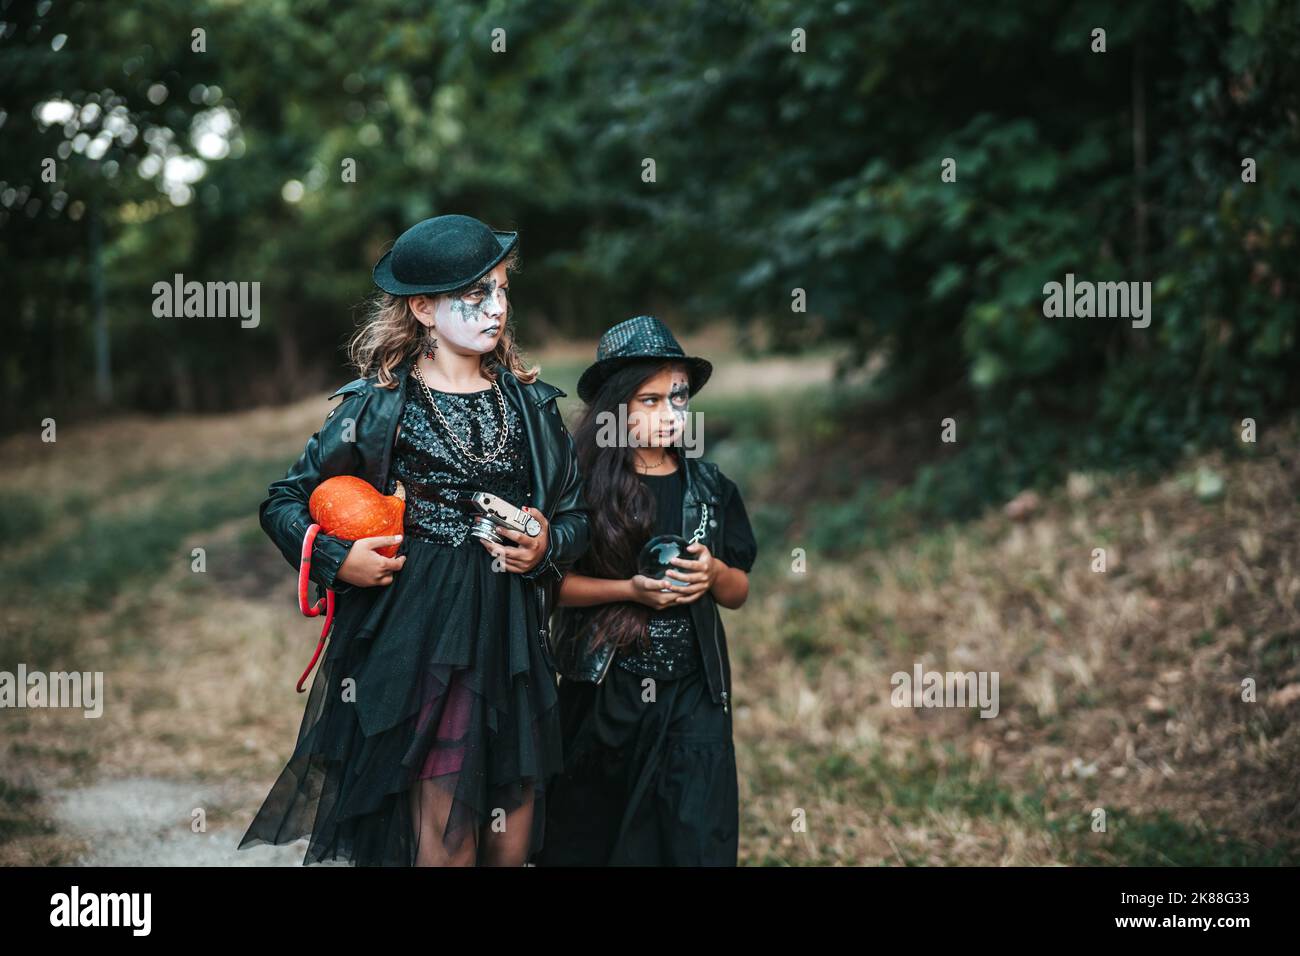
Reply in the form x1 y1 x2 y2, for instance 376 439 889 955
534 662 738 866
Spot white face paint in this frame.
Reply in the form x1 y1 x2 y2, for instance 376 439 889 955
626 365 691 448
665 369 690 443
427 266 509 354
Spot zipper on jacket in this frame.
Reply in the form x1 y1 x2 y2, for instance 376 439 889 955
597 641 617 684
712 601 727 712
380 386 405 493
530 397 570 669
537 578 553 673
595 608 617 684
697 495 728 711
527 425 570 581
683 473 728 711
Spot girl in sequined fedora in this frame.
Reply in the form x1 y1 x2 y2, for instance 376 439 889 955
534 315 758 866
239 214 590 867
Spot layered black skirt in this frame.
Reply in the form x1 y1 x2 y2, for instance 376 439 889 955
533 661 739 866
238 534 562 866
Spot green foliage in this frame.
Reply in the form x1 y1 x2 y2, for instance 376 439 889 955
2 0 1298 515
1063 808 1300 866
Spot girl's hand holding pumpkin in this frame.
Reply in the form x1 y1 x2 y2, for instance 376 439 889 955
337 534 407 587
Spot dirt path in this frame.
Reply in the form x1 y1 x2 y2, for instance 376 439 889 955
44 776 314 866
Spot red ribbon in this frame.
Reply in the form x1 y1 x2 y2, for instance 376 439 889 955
296 523 336 693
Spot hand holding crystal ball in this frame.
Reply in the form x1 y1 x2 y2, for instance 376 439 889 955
637 534 693 586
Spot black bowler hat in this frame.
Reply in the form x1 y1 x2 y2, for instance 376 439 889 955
372 214 518 295
577 315 713 403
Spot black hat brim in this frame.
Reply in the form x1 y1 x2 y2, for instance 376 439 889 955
372 230 518 296
576 354 713 404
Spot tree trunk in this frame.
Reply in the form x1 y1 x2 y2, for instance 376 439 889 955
89 205 112 403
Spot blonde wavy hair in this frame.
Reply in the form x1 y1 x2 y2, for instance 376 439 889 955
345 247 538 388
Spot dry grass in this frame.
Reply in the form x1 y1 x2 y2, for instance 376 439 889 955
734 429 1300 865
0 395 336 864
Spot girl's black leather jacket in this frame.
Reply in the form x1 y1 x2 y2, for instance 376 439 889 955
258 354 590 671
547 456 734 712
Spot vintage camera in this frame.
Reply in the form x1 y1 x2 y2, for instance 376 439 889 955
453 491 541 546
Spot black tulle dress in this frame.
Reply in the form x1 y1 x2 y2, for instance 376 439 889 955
238 373 562 866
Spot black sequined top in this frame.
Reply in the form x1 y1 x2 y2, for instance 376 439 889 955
615 467 702 679
384 372 531 547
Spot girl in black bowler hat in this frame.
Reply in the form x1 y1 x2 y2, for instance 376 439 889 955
238 214 590 866
533 315 758 866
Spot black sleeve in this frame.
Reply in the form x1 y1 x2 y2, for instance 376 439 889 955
259 391 365 592
717 473 757 574
521 397 590 583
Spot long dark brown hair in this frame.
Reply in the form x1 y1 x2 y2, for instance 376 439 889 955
571 359 684 653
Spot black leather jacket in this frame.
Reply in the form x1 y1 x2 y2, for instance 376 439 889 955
258 354 590 671
548 456 734 712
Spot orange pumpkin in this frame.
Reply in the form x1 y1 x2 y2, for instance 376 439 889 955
308 476 406 557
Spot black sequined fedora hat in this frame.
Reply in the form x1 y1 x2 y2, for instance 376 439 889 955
372 214 518 295
576 315 713 403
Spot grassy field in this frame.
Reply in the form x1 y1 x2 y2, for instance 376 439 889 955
1 344 1296 865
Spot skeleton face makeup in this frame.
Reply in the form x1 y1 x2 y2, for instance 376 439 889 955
418 263 509 355
625 365 691 448
666 370 691 440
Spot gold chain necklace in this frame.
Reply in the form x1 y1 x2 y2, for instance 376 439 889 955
412 364 510 465
636 448 670 473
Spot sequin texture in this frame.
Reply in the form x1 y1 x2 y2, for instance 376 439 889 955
615 610 701 678
386 373 531 546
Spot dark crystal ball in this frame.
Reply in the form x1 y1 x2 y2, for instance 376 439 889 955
637 534 692 585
